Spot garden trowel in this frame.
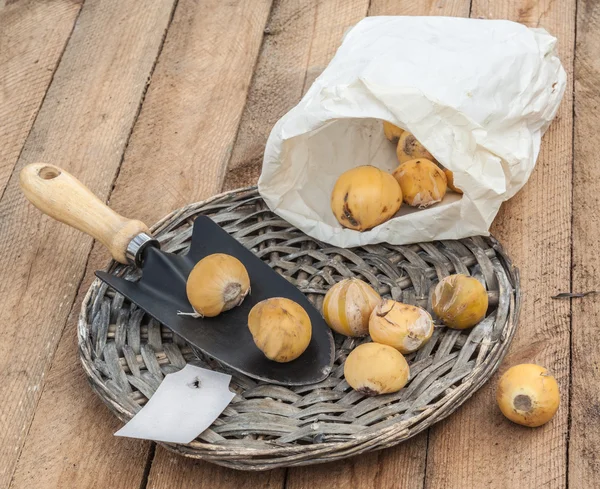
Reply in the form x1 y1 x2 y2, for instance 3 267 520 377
20 163 334 386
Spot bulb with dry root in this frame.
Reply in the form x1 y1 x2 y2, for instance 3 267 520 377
393 159 447 208
496 364 560 427
383 121 404 143
331 165 402 231
344 342 409 396
182 253 250 317
369 300 434 354
444 170 463 194
432 274 488 329
248 297 312 362
396 131 435 164
323 278 381 337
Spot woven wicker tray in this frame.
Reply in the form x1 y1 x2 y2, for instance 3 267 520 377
78 187 520 470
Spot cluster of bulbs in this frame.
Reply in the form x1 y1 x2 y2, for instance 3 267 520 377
331 122 462 232
324 274 487 397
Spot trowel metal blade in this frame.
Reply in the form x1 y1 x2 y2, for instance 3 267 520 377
96 216 334 386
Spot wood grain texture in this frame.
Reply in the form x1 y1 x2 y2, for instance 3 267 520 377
8 270 151 489
368 0 471 15
425 1 575 488
7 0 274 488
0 0 82 196
146 449 285 489
287 445 429 489
222 0 370 191
106 0 273 226
0 0 177 486
569 0 600 485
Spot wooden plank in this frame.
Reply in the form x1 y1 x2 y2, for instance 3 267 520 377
569 0 600 485
102 0 273 226
146 451 285 489
299 0 369 91
368 0 471 15
8 276 152 489
0 0 178 486
424 1 575 488
280 1 470 488
287 445 427 489
0 0 82 195
8 0 274 488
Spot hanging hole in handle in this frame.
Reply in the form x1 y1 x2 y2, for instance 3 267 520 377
38 166 61 180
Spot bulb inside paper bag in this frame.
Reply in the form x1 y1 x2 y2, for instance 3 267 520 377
258 16 565 247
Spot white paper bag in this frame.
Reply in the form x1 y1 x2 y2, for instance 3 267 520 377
258 16 566 247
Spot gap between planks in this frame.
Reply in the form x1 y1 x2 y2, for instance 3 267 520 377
565 0 578 485
105 0 182 209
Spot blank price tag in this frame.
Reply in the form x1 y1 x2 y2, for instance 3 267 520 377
115 364 235 444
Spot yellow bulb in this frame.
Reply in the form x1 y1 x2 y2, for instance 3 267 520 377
344 343 409 396
323 278 381 337
248 298 312 363
369 300 434 354
396 131 435 164
331 166 402 231
445 169 463 194
432 274 488 329
184 253 250 317
393 159 447 208
496 364 560 427
383 121 404 143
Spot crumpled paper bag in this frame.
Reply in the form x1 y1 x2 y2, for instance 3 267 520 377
258 16 566 247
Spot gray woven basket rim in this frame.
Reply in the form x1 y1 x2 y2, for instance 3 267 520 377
77 186 521 470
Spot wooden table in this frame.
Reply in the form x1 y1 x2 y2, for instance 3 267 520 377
0 0 591 487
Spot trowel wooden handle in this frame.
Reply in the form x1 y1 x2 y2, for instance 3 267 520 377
20 163 149 264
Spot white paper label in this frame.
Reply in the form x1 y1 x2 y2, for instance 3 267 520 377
115 364 234 444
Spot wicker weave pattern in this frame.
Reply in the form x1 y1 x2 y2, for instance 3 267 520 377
78 187 520 470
